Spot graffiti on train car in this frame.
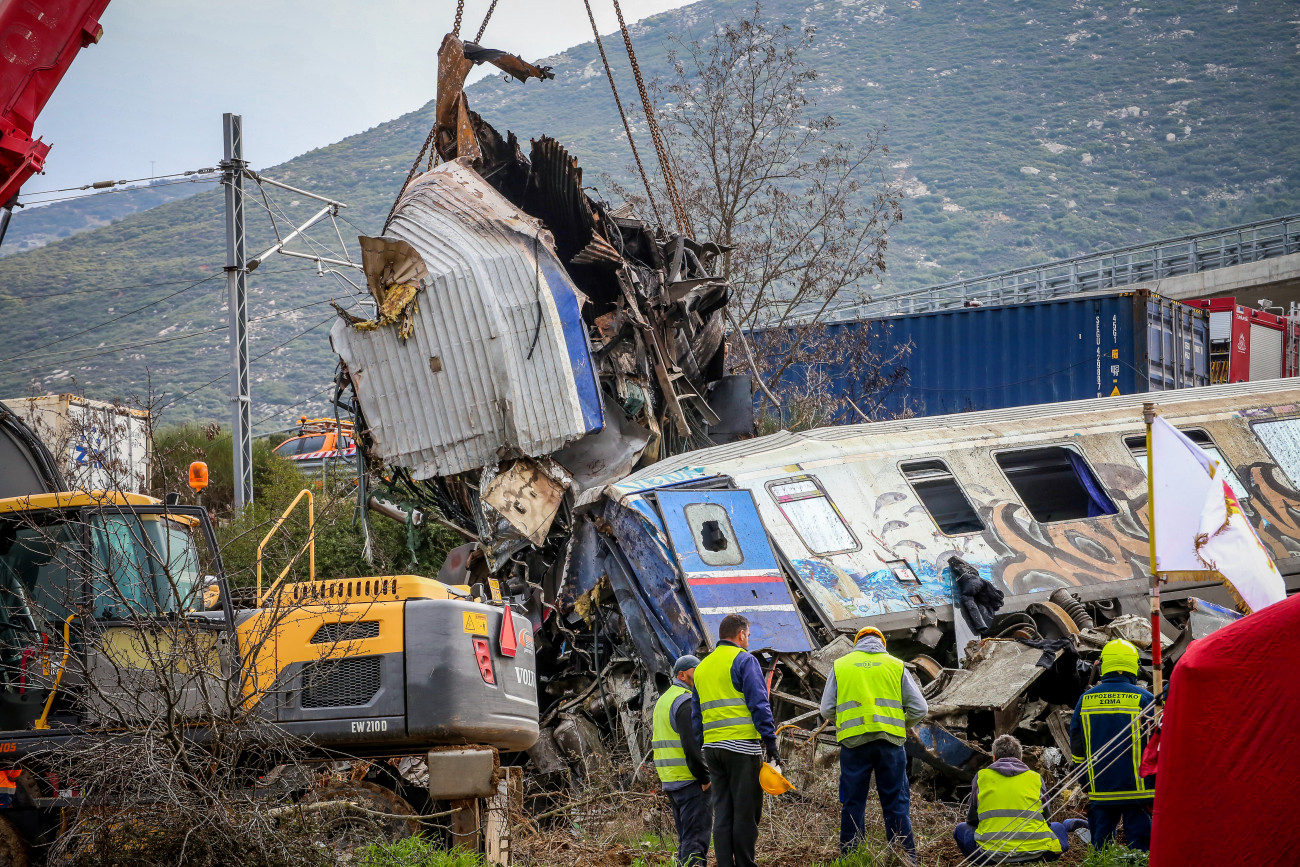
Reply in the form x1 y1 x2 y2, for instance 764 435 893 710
1242 463 1300 559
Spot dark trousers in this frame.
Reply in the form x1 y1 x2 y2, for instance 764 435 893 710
704 747 763 867
839 739 915 856
666 782 712 867
953 821 1075 862
1088 800 1152 851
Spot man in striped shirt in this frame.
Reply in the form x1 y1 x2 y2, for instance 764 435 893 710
691 614 779 867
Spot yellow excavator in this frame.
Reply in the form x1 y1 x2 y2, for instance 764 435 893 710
0 481 537 861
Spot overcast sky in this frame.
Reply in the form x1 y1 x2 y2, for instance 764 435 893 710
25 0 692 197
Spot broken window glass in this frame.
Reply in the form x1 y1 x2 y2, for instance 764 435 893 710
765 476 859 556
995 446 1118 523
900 459 984 535
1125 430 1249 501
682 503 743 567
1252 418 1300 490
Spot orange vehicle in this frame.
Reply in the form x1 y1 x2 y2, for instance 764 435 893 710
272 417 357 474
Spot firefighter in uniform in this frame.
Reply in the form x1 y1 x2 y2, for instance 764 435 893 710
820 626 928 858
1070 638 1156 851
652 655 711 866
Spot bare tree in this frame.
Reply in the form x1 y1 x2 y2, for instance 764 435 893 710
643 6 906 419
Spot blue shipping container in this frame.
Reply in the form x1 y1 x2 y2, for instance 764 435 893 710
758 290 1209 419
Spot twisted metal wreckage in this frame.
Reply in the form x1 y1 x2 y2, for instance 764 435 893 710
327 34 1279 789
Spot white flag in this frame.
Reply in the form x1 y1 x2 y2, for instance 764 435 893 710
1150 415 1284 612
1196 478 1286 613
1151 416 1216 572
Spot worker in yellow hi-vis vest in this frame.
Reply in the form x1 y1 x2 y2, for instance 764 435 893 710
690 614 779 867
652 655 711 867
820 627 928 858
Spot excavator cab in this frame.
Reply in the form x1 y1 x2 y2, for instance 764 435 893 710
0 492 229 740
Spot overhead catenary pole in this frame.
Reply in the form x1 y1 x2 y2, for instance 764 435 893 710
222 113 254 508
1143 401 1162 699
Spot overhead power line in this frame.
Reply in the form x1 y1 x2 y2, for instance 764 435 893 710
18 168 219 199
16 176 220 208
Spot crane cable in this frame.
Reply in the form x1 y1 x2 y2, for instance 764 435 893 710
608 0 693 236
581 0 663 227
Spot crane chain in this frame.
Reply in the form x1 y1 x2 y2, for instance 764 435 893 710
474 0 499 43
609 0 694 237
452 0 465 36
581 0 664 227
385 125 438 232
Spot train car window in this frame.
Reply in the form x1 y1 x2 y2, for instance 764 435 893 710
682 503 744 567
994 446 1119 523
1252 419 1300 489
900 460 985 535
1124 430 1249 501
765 476 860 556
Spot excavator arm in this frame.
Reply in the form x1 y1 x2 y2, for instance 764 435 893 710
0 0 111 241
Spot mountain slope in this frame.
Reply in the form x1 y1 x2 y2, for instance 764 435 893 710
0 0 1294 425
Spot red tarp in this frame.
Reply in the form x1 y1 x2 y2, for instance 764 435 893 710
1150 592 1300 865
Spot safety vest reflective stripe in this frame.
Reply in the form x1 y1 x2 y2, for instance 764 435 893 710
1079 688 1154 799
973 768 1062 856
652 684 696 783
978 809 1044 820
833 651 906 742
695 644 759 743
975 831 1058 843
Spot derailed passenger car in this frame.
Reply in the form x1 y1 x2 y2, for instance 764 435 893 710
598 378 1300 672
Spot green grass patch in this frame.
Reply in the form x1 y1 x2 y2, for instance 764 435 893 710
356 837 484 867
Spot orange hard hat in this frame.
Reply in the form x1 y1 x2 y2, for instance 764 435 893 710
853 626 886 646
759 762 796 796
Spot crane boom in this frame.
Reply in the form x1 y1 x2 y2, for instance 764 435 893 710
0 0 110 240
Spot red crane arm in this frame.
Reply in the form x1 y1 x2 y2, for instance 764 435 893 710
0 0 111 205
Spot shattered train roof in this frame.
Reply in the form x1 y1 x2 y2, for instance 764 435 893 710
331 158 603 479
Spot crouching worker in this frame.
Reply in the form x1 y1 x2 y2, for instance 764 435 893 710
954 735 1086 863
653 655 712 866
822 626 928 859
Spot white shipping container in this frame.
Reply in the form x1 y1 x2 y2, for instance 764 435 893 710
0 395 151 494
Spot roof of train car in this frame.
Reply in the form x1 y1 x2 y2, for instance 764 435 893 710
615 379 1300 493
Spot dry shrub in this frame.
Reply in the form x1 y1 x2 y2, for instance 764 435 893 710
59 803 335 867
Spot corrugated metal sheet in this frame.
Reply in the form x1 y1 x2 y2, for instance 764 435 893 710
758 289 1208 419
331 159 603 479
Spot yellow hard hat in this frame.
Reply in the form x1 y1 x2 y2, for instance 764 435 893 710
759 762 796 796
1100 638 1140 676
854 626 886 646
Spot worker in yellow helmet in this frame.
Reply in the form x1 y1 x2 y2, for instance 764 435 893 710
819 626 928 859
1069 638 1156 851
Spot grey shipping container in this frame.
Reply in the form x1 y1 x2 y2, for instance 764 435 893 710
759 290 1209 419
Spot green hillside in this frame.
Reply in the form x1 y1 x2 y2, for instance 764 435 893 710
0 0 1294 425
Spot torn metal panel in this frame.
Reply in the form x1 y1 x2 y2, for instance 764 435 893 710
556 392 651 508
482 459 568 546
331 159 604 479
930 640 1060 712
600 500 706 667
907 721 986 782
1186 596 1243 639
